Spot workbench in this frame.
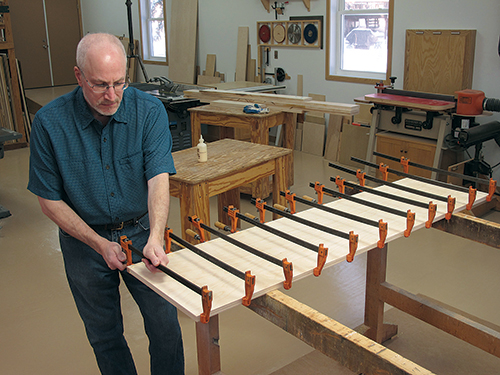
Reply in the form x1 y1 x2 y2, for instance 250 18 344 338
128 168 500 374
188 102 295 197
169 138 292 244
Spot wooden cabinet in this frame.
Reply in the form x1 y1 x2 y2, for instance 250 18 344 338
375 132 436 181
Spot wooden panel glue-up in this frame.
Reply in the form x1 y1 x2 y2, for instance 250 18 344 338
128 178 488 322
403 30 476 95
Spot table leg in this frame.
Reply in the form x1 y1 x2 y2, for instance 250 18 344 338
272 155 288 220
196 315 221 375
218 187 241 227
283 112 296 187
180 182 210 244
363 245 398 343
191 112 202 147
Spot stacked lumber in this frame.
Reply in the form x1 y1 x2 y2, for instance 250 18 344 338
183 89 359 117
197 54 224 85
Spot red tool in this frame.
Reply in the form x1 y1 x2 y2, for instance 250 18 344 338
487 179 497 202
189 215 207 242
356 169 366 187
283 190 297 214
426 203 437 229
445 195 456 221
254 198 267 223
282 259 293 290
164 227 173 254
120 236 133 266
335 176 346 194
404 210 415 237
200 286 213 324
466 186 477 211
313 181 325 204
377 220 388 249
400 157 410 174
378 163 389 181
346 231 359 262
243 271 256 306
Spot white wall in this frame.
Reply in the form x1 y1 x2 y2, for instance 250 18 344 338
80 0 500 179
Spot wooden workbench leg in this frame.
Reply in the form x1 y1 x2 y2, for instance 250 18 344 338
196 315 221 375
218 187 240 227
272 155 288 220
283 112 295 188
191 112 202 147
365 108 380 176
180 182 210 244
362 245 398 343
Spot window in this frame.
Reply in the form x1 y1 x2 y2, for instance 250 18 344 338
326 0 393 84
139 0 168 64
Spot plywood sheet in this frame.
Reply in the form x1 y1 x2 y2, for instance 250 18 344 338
169 0 198 84
323 115 342 161
205 54 216 76
129 178 488 321
235 27 249 81
301 121 325 156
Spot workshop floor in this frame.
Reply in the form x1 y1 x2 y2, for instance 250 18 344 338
1 146 500 375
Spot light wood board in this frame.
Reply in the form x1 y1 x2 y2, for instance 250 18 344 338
168 0 198 84
129 178 488 322
235 27 249 81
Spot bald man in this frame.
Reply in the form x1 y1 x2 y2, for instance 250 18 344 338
28 33 184 374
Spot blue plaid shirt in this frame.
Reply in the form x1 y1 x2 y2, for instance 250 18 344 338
28 86 176 226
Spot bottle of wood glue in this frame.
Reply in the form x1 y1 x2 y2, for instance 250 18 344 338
197 135 207 162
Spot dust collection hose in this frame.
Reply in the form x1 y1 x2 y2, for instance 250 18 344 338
483 98 500 112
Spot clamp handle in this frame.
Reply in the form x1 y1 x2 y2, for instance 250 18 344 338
335 176 346 195
242 270 256 307
378 163 389 181
313 244 328 276
445 195 456 221
400 157 410 174
487 179 497 202
404 210 415 237
119 235 133 266
313 182 325 204
377 220 388 248
282 258 293 290
466 186 477 211
188 215 206 242
254 198 267 223
346 231 359 262
226 205 240 233
302 195 317 203
284 190 297 214
186 228 201 241
356 169 366 187
426 202 437 229
215 221 231 232
200 286 213 324
164 227 173 254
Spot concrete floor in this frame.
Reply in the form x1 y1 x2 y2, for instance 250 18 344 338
1 145 500 375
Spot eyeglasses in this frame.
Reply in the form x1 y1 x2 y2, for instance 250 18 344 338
78 68 128 94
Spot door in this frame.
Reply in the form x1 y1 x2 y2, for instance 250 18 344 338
10 0 82 88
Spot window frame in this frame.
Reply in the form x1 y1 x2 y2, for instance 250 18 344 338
138 0 168 65
325 0 394 84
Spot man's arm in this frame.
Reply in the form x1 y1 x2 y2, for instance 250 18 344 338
38 197 127 270
141 172 171 273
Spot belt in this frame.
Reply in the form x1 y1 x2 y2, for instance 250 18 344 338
92 212 147 231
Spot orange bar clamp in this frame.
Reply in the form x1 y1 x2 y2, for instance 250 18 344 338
284 190 297 214
379 163 389 181
466 186 477 211
226 205 240 233
313 244 328 276
377 220 388 249
242 271 256 307
164 227 173 254
200 286 213 324
282 258 293 290
404 210 415 237
254 198 267 223
119 235 133 266
445 195 456 221
335 176 346 194
188 215 206 242
313 182 325 204
426 202 437 229
346 231 359 262
356 169 366 187
400 157 410 174
487 179 497 202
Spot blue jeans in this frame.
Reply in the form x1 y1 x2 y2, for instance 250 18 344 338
59 214 185 375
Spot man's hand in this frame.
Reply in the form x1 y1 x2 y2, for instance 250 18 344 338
101 241 128 271
142 241 170 273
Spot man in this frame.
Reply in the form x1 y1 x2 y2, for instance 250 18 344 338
28 33 184 374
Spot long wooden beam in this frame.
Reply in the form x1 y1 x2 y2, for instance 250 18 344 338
379 282 500 358
183 89 360 116
249 290 435 375
432 211 500 249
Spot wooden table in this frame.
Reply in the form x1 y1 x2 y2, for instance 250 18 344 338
188 102 296 196
169 138 292 243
